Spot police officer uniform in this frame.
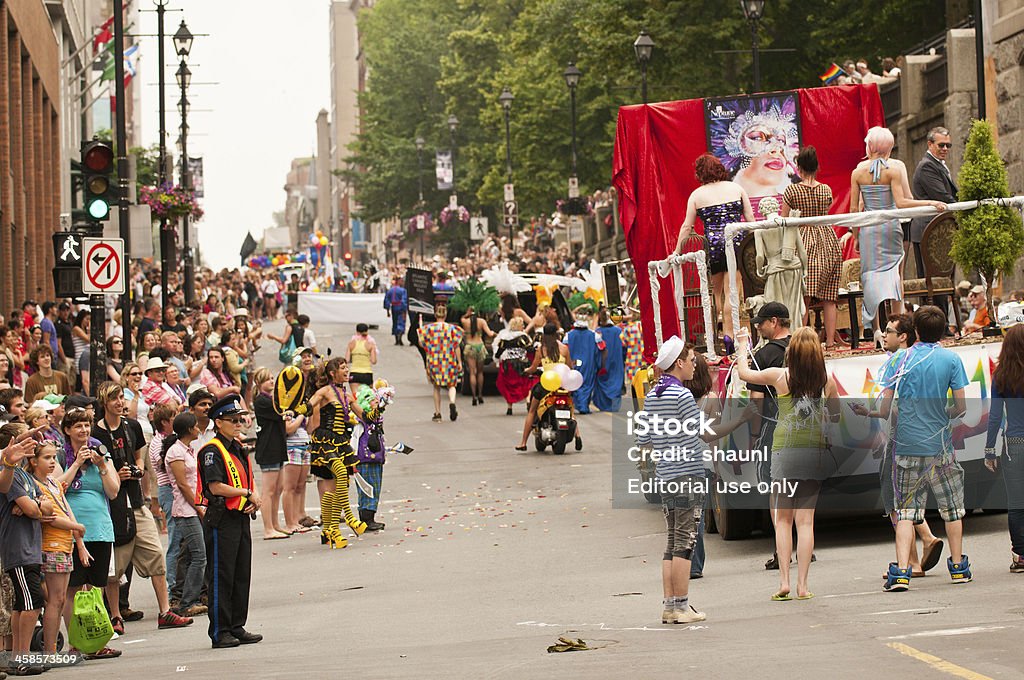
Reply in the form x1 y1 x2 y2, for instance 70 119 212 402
197 395 263 648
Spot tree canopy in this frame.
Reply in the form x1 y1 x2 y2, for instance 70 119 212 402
345 0 946 224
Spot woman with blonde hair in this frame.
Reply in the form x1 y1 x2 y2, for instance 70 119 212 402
120 362 150 438
850 126 946 344
736 326 840 601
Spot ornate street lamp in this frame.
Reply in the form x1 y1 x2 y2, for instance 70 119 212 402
740 0 766 93
563 62 581 177
633 29 654 104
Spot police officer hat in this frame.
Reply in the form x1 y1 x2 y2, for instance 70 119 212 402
209 394 249 420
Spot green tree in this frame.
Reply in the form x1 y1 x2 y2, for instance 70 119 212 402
951 119 1024 326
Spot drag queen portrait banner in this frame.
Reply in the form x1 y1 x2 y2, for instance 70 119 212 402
613 84 885 360
705 93 802 219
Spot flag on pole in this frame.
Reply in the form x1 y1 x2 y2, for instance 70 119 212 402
93 16 114 52
101 44 140 87
819 63 843 83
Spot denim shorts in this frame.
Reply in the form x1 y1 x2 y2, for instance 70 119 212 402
260 462 283 472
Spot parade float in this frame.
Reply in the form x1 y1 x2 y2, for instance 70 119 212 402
613 86 1024 537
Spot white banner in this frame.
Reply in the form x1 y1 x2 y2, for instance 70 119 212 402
435 150 452 191
297 292 390 327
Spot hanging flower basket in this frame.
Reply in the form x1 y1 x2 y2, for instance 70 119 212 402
140 182 204 223
440 205 470 226
556 197 593 216
406 212 435 234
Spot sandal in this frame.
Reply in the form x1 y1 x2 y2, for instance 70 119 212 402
921 539 944 572
1 665 44 676
770 591 792 601
796 592 815 600
83 647 122 660
432 413 442 422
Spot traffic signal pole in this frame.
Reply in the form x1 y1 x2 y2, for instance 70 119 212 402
114 0 133 362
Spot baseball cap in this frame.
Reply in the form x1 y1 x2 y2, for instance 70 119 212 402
31 399 59 412
752 302 790 324
66 394 97 409
43 394 66 407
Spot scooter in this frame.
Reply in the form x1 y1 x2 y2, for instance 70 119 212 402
533 389 578 455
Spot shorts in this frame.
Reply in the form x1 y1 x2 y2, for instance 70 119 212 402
286 446 310 466
661 475 705 561
350 372 374 386
531 382 550 402
259 462 283 472
43 551 74 574
894 452 966 523
113 507 167 579
901 220 911 242
70 541 112 588
6 565 43 611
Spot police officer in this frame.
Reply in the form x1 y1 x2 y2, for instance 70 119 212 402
197 394 264 648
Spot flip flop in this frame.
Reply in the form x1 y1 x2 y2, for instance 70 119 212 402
796 593 815 600
263 533 290 540
921 539 944 572
770 592 792 601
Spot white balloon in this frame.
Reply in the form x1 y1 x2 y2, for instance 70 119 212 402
563 370 584 392
552 363 571 380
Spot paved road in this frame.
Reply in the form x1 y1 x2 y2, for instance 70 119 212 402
77 318 1023 679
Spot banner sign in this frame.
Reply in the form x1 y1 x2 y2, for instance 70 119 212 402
435 151 453 191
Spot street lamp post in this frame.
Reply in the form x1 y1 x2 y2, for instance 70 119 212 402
633 29 654 104
741 0 766 93
415 136 425 259
447 114 459 200
174 20 194 306
156 0 170 316
499 87 514 246
563 62 581 178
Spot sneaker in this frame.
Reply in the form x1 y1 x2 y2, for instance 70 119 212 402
176 604 208 617
672 604 707 624
884 562 911 592
948 555 972 584
110 616 124 635
1011 552 1024 573
449 403 458 421
661 607 675 624
158 610 194 628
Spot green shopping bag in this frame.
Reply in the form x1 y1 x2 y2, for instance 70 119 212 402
68 587 113 654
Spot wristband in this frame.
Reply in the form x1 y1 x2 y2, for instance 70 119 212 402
2 456 17 469
984 447 997 460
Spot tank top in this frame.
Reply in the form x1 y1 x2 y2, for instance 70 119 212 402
350 337 373 373
772 394 829 450
540 352 566 371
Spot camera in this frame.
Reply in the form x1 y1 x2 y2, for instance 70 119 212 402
127 464 143 479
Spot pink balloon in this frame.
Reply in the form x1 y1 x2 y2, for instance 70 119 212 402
563 370 584 392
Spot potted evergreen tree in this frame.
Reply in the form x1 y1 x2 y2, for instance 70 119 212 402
951 120 1024 337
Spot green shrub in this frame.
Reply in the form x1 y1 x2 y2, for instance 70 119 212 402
951 119 1024 325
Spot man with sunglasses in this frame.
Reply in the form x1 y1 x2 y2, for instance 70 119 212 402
909 127 958 320
197 394 263 648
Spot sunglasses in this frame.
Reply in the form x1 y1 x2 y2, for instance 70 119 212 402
936 142 952 149
219 417 243 425
128 372 142 377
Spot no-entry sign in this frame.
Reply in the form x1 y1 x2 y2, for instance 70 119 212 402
82 237 125 294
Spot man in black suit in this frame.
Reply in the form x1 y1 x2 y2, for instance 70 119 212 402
910 127 957 276
909 127 957 330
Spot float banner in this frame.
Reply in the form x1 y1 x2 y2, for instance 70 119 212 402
613 84 884 361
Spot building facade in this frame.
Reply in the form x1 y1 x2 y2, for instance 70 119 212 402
1 0 62 310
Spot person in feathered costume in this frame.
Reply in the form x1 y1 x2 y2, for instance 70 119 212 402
353 379 396 531
493 317 536 414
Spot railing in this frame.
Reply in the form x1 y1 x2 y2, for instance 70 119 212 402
904 15 974 56
880 80 902 126
923 55 949 107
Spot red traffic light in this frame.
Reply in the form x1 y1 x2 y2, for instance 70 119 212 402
344 252 352 260
82 141 114 173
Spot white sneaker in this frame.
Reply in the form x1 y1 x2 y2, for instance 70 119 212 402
672 604 706 624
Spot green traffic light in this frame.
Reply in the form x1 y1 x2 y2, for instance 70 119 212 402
87 198 110 220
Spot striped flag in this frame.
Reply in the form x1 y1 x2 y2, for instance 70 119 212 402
101 44 140 86
819 63 843 83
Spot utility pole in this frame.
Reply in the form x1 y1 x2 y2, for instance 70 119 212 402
114 0 132 368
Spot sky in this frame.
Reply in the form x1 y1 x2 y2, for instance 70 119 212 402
136 0 331 270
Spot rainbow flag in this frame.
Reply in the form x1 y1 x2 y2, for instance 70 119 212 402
820 63 843 83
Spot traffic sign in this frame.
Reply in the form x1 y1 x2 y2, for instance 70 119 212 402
503 200 518 227
470 216 489 241
504 183 515 202
53 233 83 265
82 237 125 294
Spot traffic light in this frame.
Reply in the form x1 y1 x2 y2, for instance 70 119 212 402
81 139 115 221
344 252 352 261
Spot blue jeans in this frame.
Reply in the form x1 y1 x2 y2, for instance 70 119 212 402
1004 443 1024 556
175 516 207 609
158 485 179 593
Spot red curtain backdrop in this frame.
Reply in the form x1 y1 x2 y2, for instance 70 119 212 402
613 84 885 361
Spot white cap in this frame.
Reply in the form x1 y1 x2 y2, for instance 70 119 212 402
654 335 686 370
31 399 59 412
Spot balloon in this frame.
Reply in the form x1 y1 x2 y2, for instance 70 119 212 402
320 236 328 246
563 370 584 392
310 233 319 244
540 369 562 392
316 230 323 238
552 363 571 381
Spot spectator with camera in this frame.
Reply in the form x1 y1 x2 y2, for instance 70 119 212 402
92 382 192 634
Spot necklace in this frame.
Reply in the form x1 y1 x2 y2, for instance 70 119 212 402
330 383 350 421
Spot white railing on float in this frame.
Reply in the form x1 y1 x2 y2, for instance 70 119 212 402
647 249 718 360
